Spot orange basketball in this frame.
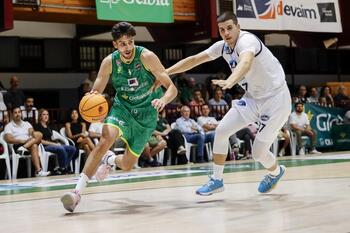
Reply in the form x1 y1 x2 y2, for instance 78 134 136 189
79 94 109 123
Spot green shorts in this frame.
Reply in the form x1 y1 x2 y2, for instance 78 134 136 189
104 103 157 157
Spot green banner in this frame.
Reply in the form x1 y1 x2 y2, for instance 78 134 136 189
95 0 174 23
303 103 346 148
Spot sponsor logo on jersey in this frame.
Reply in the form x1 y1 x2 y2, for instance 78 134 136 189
260 114 270 121
128 77 139 87
236 99 246 106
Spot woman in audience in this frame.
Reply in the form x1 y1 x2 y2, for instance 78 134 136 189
65 109 95 157
320 86 334 107
35 109 76 175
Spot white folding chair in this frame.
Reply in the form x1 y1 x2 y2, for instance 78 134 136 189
290 131 309 156
1 132 32 179
60 127 84 174
0 132 12 179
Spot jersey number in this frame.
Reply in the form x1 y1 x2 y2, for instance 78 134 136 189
242 82 248 91
258 123 266 132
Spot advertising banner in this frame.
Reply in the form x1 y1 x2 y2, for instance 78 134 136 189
235 0 342 32
96 0 174 23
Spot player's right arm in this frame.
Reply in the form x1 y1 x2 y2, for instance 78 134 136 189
166 51 212 76
91 54 112 94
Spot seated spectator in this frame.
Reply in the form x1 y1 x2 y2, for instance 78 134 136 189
307 87 319 104
236 127 255 159
343 110 350 124
154 110 187 165
5 76 26 110
0 91 9 126
334 85 349 108
277 124 291 157
65 109 95 157
208 87 229 120
320 86 334 107
139 135 166 167
289 102 321 155
197 104 216 144
20 96 39 124
319 96 332 107
292 85 308 103
188 89 205 117
35 109 76 175
176 106 212 163
4 107 50 177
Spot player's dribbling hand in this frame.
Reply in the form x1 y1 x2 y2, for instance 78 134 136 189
152 99 166 112
212 79 234 90
85 90 99 95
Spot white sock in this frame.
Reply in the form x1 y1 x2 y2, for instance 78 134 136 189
75 173 89 194
269 165 281 176
212 164 224 180
107 154 117 166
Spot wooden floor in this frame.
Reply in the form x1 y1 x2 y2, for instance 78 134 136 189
1 152 350 233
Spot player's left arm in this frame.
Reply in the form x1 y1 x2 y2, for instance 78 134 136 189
141 50 178 111
213 51 254 90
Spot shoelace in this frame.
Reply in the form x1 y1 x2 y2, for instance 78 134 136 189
261 175 274 187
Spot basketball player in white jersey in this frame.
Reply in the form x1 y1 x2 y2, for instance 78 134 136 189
166 11 291 195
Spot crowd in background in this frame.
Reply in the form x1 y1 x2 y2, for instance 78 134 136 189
0 72 350 179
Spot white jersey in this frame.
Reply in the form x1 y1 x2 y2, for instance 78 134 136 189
205 30 286 99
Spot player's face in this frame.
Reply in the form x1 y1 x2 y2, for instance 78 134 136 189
218 19 240 47
113 35 135 60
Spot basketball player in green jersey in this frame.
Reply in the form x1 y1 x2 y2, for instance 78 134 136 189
61 22 178 212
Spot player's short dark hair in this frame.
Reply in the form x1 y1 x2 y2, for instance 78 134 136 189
111 22 136 41
217 11 238 24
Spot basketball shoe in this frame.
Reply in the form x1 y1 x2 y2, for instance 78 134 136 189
95 150 114 182
61 190 81 213
196 177 224 196
258 165 286 193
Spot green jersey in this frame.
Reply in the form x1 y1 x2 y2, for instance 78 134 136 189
105 46 163 157
111 46 162 109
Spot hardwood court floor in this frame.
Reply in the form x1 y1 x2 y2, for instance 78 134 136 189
0 152 350 233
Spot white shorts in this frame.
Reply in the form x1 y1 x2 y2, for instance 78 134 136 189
230 85 291 143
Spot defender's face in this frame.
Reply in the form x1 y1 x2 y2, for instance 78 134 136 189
113 35 135 60
218 19 240 47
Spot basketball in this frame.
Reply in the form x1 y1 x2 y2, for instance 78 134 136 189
79 94 109 123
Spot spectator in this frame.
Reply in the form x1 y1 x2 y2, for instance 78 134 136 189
179 76 195 105
154 110 187 165
139 135 166 167
333 85 349 108
20 96 39 124
236 127 255 159
293 85 308 103
307 87 319 104
289 103 321 155
176 106 212 163
84 71 97 91
4 107 50 177
5 76 26 110
65 109 95 157
343 110 350 124
319 96 332 107
208 88 229 120
277 124 291 157
188 89 205 117
35 109 76 175
320 86 334 107
197 104 216 144
0 91 9 126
